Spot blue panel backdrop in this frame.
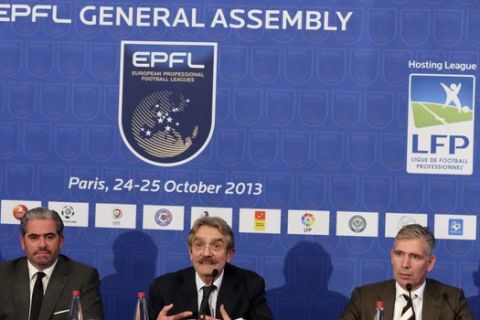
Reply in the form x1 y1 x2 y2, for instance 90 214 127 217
0 1 479 319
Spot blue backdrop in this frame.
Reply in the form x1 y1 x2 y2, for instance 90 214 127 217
0 1 479 319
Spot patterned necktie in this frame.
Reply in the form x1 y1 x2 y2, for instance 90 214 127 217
30 272 46 320
400 294 415 320
200 285 216 316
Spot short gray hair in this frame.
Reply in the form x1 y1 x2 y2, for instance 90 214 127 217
395 223 435 256
20 207 64 236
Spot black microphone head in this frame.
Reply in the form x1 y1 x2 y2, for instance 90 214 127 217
211 269 219 279
406 283 413 291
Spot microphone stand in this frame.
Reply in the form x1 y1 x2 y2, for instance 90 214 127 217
198 269 219 320
442 292 461 320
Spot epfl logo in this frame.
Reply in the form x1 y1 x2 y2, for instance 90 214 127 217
119 41 217 167
132 51 205 69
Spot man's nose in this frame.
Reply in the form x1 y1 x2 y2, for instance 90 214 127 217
401 255 411 268
38 237 48 248
202 245 213 255
38 236 48 247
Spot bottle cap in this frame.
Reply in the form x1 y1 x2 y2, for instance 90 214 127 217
72 290 81 297
375 300 384 308
137 292 145 298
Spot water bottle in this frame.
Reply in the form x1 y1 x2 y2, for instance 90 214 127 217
373 300 385 320
67 290 83 320
132 292 149 320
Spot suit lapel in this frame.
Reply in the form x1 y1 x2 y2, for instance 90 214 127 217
11 258 30 320
378 280 396 320
179 268 199 314
39 255 69 320
216 264 239 316
422 279 442 319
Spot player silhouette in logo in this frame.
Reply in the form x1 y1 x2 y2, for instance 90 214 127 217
440 82 464 113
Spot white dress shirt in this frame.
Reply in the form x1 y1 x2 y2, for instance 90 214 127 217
27 259 58 320
393 281 426 320
195 270 224 318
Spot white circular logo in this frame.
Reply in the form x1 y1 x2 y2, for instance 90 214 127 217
61 206 75 219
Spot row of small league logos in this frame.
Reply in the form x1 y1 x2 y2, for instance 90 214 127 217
0 200 476 240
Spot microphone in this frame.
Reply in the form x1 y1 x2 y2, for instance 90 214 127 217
442 292 461 320
406 283 416 320
198 269 219 320
211 268 219 281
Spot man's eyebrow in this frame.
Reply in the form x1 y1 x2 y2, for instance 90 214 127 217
27 232 56 237
394 249 423 256
408 252 423 257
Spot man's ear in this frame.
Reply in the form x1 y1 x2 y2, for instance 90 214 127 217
188 246 193 261
19 235 25 250
226 249 236 263
427 255 436 272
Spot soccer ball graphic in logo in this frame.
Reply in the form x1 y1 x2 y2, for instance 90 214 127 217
448 219 463 235
155 208 173 226
349 215 367 233
397 216 415 231
61 206 75 219
133 91 197 158
301 213 316 227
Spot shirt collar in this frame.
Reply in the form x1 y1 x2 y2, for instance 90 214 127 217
395 280 426 299
27 258 58 280
195 269 224 292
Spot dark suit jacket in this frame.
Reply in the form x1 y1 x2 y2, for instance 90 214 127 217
0 254 104 320
148 263 273 320
339 278 473 320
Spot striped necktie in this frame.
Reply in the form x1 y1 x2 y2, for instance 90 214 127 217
400 294 415 320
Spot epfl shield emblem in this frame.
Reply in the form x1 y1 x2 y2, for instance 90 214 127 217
119 41 217 166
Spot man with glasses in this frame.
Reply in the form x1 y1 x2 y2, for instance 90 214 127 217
148 216 272 320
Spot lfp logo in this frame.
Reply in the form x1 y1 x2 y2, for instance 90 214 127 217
119 41 217 166
407 74 475 175
301 212 316 232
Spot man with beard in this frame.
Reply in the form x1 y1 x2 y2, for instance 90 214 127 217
0 207 104 320
148 216 272 320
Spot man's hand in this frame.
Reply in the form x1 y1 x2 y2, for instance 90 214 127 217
202 304 231 320
219 305 231 320
156 304 193 320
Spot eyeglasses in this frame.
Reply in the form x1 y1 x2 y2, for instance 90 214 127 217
191 240 226 253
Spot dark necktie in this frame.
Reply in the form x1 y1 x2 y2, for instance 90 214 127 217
400 294 415 320
200 285 216 317
30 272 46 320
